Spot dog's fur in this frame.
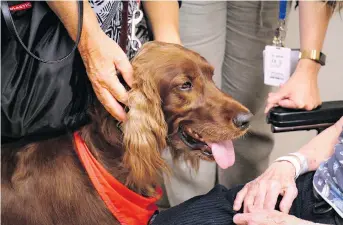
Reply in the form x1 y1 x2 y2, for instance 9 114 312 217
1 42 250 225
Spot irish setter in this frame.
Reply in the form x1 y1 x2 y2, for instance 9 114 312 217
1 41 251 225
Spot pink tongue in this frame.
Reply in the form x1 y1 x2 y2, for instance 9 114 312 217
207 140 235 169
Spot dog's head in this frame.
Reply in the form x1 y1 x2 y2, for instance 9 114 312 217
122 41 251 194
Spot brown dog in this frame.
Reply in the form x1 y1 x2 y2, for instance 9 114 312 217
1 41 251 225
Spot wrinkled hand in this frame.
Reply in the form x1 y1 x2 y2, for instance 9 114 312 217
265 60 321 113
233 161 297 213
233 209 313 225
79 31 133 121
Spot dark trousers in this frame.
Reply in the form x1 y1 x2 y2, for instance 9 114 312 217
152 172 342 225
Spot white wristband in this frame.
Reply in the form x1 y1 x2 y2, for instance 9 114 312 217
274 156 301 179
289 152 309 177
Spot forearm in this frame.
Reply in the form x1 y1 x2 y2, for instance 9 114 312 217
297 118 343 171
47 0 101 53
142 1 181 44
296 1 333 73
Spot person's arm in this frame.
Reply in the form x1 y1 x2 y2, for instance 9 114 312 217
295 0 332 73
299 1 332 50
233 117 343 214
47 1 101 53
298 116 343 171
265 1 334 113
47 1 133 121
142 1 181 44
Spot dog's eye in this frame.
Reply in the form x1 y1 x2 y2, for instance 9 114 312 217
179 81 192 91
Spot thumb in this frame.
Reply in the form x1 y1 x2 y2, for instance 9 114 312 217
233 213 250 225
233 211 267 225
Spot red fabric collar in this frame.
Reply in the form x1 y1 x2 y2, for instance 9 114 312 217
73 132 162 225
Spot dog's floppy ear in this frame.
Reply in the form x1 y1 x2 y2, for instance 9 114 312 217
122 66 168 195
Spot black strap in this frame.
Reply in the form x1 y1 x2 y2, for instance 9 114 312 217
1 1 83 64
119 0 128 53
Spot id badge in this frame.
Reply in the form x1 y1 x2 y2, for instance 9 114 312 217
263 46 298 86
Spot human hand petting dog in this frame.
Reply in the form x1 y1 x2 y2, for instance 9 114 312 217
264 59 321 113
79 30 133 122
48 1 182 122
233 209 317 225
79 30 182 122
80 31 181 123
81 1 182 121
47 1 133 121
233 161 297 213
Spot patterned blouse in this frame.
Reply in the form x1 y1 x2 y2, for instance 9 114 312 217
313 129 343 218
89 0 150 59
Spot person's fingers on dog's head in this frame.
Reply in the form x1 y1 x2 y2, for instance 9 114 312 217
263 181 281 210
95 88 127 121
234 186 249 211
105 74 129 105
112 48 133 87
280 185 298 213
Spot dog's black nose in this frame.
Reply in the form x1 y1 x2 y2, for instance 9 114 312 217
233 112 252 130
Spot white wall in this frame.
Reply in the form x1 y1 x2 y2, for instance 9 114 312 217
270 6 343 161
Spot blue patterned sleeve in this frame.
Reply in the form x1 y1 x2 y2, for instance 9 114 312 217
313 129 343 218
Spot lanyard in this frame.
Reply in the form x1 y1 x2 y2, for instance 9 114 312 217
273 0 287 46
279 0 287 20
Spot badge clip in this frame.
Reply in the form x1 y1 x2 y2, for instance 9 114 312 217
130 9 143 51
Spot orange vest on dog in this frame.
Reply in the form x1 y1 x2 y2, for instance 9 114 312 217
73 132 161 225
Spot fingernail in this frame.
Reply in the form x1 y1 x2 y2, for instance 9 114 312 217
233 214 241 222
